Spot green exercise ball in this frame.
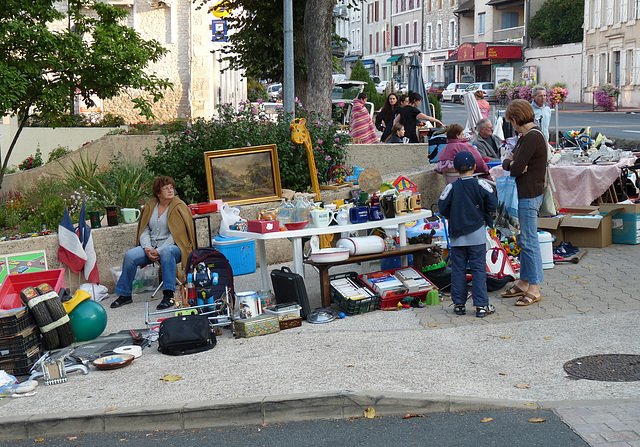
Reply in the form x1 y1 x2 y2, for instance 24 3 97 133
68 299 108 342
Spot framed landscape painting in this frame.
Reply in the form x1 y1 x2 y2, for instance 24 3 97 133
204 144 282 206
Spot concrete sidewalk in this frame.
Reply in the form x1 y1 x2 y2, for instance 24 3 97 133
1 244 640 445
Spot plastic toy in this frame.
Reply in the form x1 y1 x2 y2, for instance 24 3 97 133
392 175 418 194
345 165 365 184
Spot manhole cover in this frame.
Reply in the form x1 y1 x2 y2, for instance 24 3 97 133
564 354 640 382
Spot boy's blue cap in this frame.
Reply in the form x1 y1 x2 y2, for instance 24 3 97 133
453 150 476 171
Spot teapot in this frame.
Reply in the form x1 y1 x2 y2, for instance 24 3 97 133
258 208 277 221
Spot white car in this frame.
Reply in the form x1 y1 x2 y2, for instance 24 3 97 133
266 83 282 102
331 80 374 128
464 82 497 102
441 83 470 103
376 80 390 95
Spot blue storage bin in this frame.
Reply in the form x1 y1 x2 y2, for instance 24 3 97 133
212 236 256 276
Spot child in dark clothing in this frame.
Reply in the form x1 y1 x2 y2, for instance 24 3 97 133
438 151 498 317
387 123 407 143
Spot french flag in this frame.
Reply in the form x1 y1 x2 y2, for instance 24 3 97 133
77 204 100 284
58 207 87 274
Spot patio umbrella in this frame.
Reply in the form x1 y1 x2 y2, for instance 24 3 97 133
462 91 482 138
407 52 431 117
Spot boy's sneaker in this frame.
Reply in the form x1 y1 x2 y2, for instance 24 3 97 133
454 304 466 315
476 305 495 318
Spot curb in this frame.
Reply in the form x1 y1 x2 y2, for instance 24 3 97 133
0 391 541 441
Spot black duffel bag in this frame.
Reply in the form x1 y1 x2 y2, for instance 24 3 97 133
158 314 216 355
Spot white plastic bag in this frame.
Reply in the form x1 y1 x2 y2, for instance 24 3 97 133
78 283 110 302
219 203 241 237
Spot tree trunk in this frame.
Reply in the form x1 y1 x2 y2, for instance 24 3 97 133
303 0 333 118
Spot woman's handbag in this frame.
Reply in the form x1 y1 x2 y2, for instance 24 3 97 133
539 168 557 217
495 175 520 237
531 128 558 217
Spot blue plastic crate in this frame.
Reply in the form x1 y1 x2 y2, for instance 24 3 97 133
212 236 257 276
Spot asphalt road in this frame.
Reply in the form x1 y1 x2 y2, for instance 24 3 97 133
0 410 587 447
440 102 640 142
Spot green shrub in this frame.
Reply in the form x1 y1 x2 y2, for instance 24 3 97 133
47 145 71 163
144 100 350 203
98 113 126 127
248 78 268 102
428 95 443 122
18 147 43 171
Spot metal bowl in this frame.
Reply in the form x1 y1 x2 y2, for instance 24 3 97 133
309 248 350 263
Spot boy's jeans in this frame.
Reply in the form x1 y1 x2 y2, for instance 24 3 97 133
450 243 488 307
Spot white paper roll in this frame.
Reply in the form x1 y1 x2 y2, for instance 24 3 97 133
113 345 142 358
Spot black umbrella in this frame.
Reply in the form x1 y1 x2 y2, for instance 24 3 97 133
407 52 431 117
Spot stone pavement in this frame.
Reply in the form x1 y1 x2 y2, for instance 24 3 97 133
1 243 640 445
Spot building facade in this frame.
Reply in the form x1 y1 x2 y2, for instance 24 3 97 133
583 0 640 107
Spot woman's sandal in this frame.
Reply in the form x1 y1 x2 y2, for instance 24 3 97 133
501 285 526 298
515 292 541 306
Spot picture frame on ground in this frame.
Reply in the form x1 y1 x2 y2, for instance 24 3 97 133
204 144 282 206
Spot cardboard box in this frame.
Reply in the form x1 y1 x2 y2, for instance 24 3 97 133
599 203 640 245
537 216 565 244
560 208 615 248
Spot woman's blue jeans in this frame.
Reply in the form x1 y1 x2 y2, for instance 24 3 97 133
114 245 181 296
516 195 544 285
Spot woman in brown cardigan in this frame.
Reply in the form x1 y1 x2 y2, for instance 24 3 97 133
110 176 195 310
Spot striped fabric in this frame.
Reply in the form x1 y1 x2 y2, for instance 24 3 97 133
349 99 377 144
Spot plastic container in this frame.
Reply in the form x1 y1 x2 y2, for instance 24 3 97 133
212 236 257 276
0 308 36 338
0 268 66 311
329 272 380 316
539 231 554 270
263 302 302 318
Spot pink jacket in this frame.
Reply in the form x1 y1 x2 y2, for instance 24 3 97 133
434 138 490 177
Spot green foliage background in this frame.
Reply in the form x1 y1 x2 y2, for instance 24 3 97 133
349 60 385 110
529 0 585 46
144 102 351 204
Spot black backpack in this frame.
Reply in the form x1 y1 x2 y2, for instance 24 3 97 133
184 248 235 307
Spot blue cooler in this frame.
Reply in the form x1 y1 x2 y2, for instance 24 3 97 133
212 236 256 276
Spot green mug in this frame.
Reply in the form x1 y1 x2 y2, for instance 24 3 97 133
88 210 104 229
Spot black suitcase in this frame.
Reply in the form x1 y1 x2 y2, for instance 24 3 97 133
270 267 311 319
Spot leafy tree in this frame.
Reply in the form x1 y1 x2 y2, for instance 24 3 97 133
196 0 357 117
0 0 172 188
349 60 384 109
529 0 584 46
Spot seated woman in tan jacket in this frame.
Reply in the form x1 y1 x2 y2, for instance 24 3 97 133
110 176 195 310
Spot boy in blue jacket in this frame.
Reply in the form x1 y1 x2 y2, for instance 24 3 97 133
438 151 498 317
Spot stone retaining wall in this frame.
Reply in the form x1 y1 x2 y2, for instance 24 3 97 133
0 140 443 293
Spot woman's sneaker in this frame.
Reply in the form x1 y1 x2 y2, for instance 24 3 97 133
476 305 495 318
454 304 466 315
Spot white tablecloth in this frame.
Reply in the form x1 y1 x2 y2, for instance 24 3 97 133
490 158 635 207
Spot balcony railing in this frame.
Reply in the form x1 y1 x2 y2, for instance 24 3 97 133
493 26 524 43
460 34 475 44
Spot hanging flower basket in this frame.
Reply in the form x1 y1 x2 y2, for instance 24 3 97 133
594 84 619 112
